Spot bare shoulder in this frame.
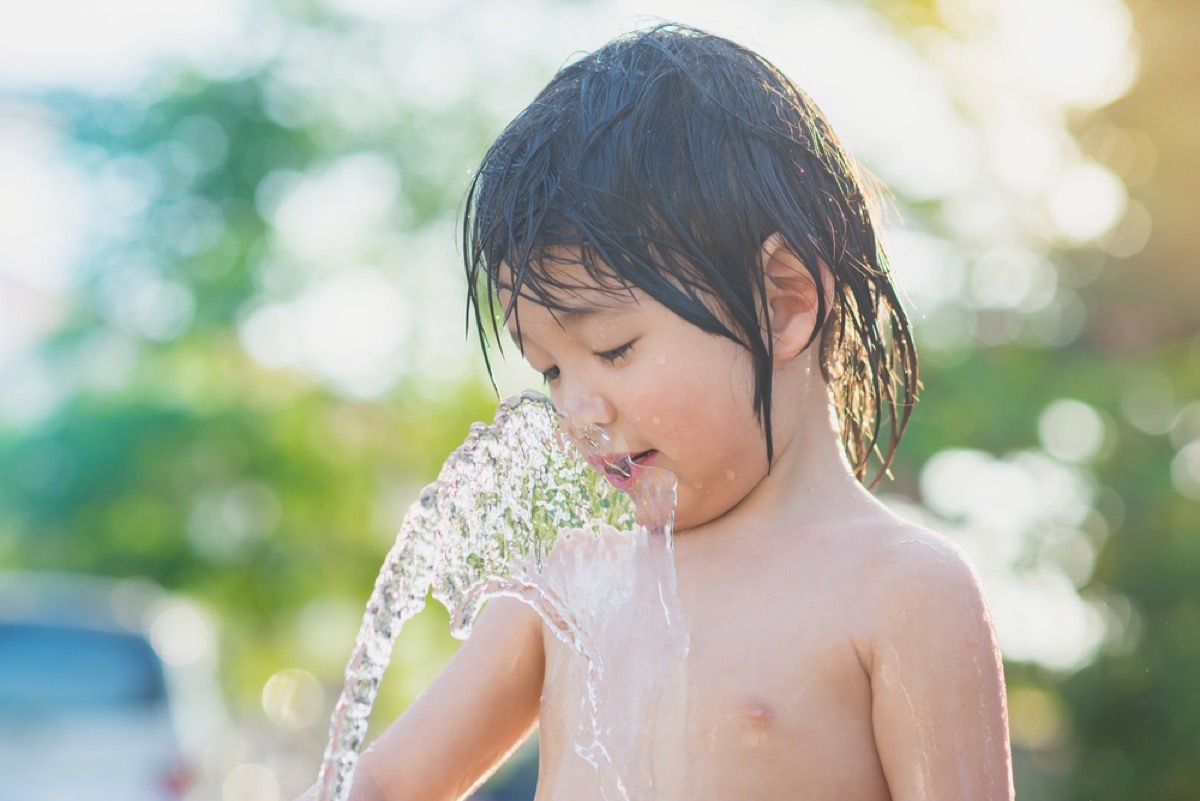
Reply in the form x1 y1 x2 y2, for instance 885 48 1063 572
866 521 981 596
844 515 1014 800
849 516 995 666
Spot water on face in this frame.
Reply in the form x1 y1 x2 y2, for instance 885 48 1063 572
314 392 689 801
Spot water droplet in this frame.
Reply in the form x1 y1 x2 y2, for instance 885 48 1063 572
656 353 667 365
652 416 661 425
725 469 736 481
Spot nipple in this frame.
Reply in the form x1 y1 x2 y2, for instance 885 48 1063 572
744 699 775 729
740 699 776 748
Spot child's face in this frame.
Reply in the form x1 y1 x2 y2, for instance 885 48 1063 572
501 261 769 532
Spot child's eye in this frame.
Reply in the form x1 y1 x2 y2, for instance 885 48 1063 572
596 341 635 365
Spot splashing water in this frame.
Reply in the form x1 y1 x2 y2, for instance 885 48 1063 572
314 392 689 801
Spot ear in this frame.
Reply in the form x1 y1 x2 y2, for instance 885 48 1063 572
760 232 826 363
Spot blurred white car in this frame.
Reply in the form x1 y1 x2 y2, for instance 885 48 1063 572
0 571 226 801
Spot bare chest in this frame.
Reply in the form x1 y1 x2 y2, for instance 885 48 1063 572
536 579 891 801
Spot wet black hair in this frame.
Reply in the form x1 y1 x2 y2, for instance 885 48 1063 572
463 23 918 487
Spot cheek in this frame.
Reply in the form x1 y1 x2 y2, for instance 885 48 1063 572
676 345 756 414
637 349 758 443
620 380 673 431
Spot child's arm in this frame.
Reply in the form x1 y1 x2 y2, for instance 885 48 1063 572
298 596 545 801
866 536 1015 801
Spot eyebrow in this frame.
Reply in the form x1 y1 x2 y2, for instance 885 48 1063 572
504 302 633 352
557 304 624 322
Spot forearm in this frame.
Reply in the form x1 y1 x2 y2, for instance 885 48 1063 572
293 598 543 801
294 752 391 801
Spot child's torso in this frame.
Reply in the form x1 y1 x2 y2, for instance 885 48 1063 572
533 521 896 801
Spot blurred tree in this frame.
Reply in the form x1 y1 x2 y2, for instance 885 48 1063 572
876 0 1200 797
1052 0 1200 796
0 8 512 737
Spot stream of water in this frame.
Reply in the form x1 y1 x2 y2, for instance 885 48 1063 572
314 392 689 801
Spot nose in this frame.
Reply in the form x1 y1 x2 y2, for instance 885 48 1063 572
556 376 616 431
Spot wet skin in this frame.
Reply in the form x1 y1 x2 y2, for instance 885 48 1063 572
523 251 1008 800
536 504 1009 801
305 249 1013 801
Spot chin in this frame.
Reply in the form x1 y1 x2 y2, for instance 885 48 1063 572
670 504 718 535
671 478 759 534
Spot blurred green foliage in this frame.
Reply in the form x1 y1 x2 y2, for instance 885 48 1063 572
1 1 1198 798
0 27 508 731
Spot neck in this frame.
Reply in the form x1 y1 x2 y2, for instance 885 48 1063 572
684 358 878 540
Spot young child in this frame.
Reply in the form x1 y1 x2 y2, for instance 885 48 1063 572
315 23 1013 801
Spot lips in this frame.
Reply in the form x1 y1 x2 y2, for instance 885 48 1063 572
591 450 657 490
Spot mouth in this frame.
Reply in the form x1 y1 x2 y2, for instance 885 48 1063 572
594 450 657 482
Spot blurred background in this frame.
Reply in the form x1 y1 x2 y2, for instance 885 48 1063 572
0 0 1196 798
